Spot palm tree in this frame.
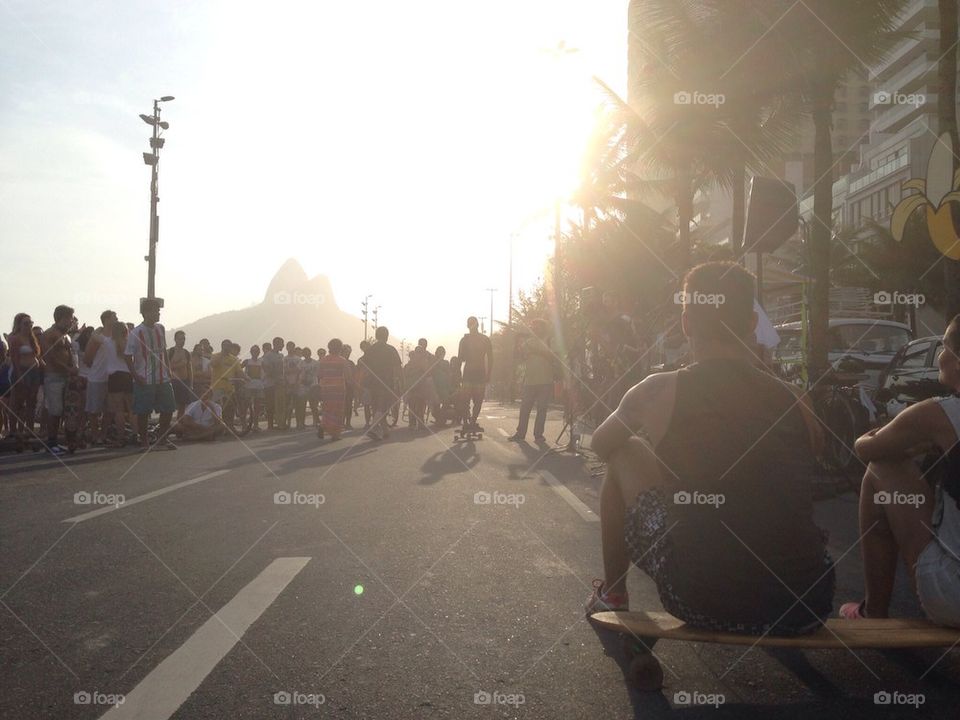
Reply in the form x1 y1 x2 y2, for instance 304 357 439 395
770 0 910 380
625 0 804 267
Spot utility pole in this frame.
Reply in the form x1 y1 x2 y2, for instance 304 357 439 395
361 295 372 341
140 96 174 304
508 233 514 328
485 288 497 336
479 316 487 335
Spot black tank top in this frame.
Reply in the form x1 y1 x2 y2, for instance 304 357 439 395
655 358 830 626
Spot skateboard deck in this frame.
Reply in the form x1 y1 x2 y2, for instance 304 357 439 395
591 610 960 691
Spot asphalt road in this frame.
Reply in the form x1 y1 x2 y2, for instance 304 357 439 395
1 403 958 719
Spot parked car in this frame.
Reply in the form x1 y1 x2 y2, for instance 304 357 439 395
875 335 955 419
775 318 914 390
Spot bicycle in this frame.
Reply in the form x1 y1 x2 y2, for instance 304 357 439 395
221 378 257 436
810 358 871 494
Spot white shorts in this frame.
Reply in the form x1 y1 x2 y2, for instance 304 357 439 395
85 381 109 413
916 540 960 628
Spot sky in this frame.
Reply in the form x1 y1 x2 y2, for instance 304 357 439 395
0 0 627 351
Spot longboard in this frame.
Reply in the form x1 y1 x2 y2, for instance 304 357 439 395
591 610 960 691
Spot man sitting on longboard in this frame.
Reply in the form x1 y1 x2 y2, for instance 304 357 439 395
457 316 493 434
586 262 834 637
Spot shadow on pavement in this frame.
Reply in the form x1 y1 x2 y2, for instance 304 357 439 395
419 442 480 485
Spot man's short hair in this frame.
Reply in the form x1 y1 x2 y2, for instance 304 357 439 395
54 304 75 322
418 338 427 347
681 262 755 344
101 309 117 325
375 326 389 341
946 314 960 353
221 339 232 350
467 316 478 328
140 298 161 314
328 338 344 354
174 329 185 339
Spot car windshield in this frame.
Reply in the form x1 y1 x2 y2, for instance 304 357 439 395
830 324 911 354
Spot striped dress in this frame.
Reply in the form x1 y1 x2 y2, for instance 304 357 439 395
318 354 350 435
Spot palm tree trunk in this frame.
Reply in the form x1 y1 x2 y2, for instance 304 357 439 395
939 0 960 319
732 163 746 259
809 77 835 382
678 169 693 271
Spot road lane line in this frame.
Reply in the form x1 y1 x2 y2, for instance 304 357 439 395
538 470 598 522
63 470 230 523
99 557 311 720
498 428 510 437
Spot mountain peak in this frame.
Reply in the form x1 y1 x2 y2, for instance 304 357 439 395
264 258 309 302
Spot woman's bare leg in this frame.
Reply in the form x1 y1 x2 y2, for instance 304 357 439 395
859 459 935 617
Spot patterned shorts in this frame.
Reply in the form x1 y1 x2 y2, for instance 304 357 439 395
625 488 834 637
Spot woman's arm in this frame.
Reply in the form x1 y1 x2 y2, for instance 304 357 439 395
854 400 943 462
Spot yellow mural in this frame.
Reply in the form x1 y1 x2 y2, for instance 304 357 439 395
890 132 960 259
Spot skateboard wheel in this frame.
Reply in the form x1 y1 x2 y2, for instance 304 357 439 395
629 653 663 691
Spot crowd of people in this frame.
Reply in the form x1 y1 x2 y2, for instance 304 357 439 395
0 300 498 454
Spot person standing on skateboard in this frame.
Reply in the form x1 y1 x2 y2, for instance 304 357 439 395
586 262 833 637
457 316 493 433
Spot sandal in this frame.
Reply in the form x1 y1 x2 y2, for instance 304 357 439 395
838 600 867 619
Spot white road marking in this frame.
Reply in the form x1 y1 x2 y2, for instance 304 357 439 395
498 428 510 437
63 470 230 523
99 557 311 720
538 470 598 522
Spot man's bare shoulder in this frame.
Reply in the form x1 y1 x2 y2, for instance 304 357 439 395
621 370 678 409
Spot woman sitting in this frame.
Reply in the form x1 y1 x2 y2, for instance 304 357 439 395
841 315 960 627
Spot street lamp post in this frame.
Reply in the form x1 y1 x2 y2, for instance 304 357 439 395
508 234 515 328
485 288 497 336
361 295 372 341
140 95 174 304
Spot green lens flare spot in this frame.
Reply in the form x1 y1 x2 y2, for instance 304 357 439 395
354 584 364 596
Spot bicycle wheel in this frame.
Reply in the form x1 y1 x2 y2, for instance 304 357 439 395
820 392 865 477
234 396 254 436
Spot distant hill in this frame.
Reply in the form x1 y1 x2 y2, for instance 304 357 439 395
173 259 364 352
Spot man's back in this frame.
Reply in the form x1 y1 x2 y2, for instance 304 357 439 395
364 342 400 387
653 358 828 627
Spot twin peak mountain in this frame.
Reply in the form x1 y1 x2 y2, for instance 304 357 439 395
176 259 361 351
